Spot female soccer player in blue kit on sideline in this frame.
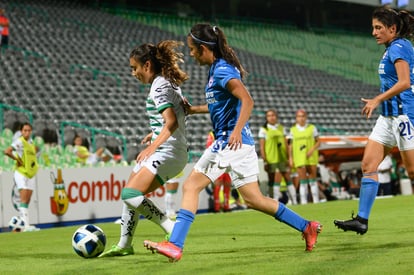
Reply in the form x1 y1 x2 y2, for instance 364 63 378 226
334 7 414 234
144 23 322 262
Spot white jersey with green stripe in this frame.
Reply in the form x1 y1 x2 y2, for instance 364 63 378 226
146 76 187 153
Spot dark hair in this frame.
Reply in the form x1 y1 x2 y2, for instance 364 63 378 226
130 40 189 86
373 7 414 39
262 109 278 129
188 23 247 79
20 122 32 130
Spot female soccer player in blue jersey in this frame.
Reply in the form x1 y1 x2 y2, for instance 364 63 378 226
144 23 322 262
99 40 189 257
334 7 414 235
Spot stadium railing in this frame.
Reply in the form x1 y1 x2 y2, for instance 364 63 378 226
59 121 127 161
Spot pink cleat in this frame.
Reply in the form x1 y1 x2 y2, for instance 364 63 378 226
302 221 322 252
144 240 182 262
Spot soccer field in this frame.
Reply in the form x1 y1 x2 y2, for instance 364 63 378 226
1 196 413 274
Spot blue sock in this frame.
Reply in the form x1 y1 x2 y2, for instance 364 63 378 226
169 209 195 249
274 203 308 232
358 178 379 219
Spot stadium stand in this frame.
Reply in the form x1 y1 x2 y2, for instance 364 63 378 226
0 0 381 169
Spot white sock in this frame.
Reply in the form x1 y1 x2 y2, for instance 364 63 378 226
137 197 175 234
118 203 139 248
272 185 280 200
309 180 319 203
287 184 297 205
18 206 30 227
165 192 177 216
299 184 308 205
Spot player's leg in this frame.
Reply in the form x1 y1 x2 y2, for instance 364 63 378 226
222 173 232 211
143 170 211 261
400 149 414 180
236 145 321 251
14 173 39 231
296 166 308 204
273 170 282 201
281 164 297 205
213 178 222 212
144 149 221 261
237 180 322 251
334 139 389 234
100 167 161 257
307 165 319 203
165 180 179 219
18 188 32 226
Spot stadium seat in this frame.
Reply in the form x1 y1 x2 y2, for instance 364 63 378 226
0 0 380 160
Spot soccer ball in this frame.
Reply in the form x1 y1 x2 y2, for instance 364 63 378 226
9 216 25 232
72 224 106 258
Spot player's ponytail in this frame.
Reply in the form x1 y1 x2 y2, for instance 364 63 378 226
156 40 189 87
189 23 247 79
397 10 414 40
130 41 188 87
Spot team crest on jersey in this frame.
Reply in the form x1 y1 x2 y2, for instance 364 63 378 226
208 76 213 87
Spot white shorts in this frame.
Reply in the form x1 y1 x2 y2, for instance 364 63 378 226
132 149 187 184
14 171 36 191
369 115 414 151
194 144 259 189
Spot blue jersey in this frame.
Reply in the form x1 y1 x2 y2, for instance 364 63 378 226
205 58 254 150
378 38 414 120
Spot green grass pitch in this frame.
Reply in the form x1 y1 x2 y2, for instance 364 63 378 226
1 195 413 274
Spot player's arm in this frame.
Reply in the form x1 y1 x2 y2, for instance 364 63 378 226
226 78 253 150
259 138 266 162
307 136 321 158
362 59 410 118
4 146 23 166
185 102 209 114
141 132 153 145
136 107 177 162
287 138 294 167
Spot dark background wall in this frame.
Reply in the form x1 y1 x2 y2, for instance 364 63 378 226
87 0 387 33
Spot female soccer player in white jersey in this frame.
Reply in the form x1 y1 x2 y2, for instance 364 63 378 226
144 23 322 262
99 41 189 257
335 7 414 235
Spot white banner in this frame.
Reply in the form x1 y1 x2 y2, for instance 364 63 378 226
0 160 268 230
0 163 213 230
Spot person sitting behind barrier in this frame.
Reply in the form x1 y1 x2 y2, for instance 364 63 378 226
72 135 112 165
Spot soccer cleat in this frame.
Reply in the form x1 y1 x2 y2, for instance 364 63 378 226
98 245 134 257
334 214 368 235
143 240 182 262
23 225 40 232
302 221 322 252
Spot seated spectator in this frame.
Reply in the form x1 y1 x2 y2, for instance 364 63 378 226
72 135 112 165
377 154 393 196
345 169 362 198
317 155 338 201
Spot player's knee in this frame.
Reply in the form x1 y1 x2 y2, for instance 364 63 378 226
361 160 376 174
406 169 414 181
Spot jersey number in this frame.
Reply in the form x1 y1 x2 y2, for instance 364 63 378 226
152 160 161 169
399 121 412 137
